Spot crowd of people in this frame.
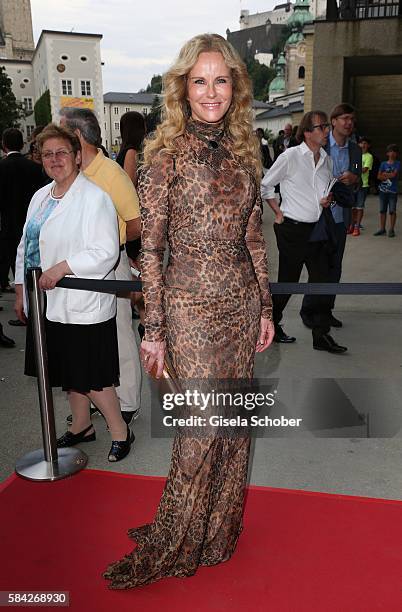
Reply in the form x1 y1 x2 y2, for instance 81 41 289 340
0 31 400 590
257 105 399 352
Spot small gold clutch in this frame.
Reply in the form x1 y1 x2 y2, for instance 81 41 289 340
149 352 181 395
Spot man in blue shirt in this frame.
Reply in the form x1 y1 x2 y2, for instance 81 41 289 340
300 103 362 329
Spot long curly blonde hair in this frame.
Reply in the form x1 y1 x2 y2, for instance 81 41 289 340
143 33 261 178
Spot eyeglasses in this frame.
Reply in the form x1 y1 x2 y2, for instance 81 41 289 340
41 149 74 161
311 123 330 132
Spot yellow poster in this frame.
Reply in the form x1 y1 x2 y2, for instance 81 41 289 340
60 97 94 109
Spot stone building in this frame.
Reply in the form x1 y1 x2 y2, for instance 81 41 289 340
304 0 402 169
0 0 34 61
0 1 105 143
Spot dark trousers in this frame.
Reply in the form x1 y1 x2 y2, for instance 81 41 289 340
301 222 347 315
0 239 16 289
273 218 332 339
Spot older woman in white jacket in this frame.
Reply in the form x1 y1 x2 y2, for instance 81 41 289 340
14 124 134 462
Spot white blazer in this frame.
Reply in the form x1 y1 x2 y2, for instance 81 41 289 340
15 172 120 325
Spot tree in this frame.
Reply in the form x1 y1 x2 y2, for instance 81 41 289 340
271 25 292 60
145 74 162 94
34 90 52 126
245 58 276 101
0 66 25 138
145 94 162 133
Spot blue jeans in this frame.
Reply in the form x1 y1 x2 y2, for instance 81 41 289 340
355 187 369 209
379 191 397 214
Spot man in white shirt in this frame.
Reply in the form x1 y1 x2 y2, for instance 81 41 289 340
261 111 348 354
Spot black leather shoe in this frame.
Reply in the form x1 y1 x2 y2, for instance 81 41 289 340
108 426 135 462
0 324 15 348
57 424 96 447
66 406 102 425
329 314 342 328
300 313 313 329
274 325 296 343
313 334 347 354
8 319 27 327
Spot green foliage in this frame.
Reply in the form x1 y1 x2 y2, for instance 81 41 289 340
0 66 25 138
34 90 51 126
246 59 276 101
271 25 292 59
145 74 162 94
146 95 162 133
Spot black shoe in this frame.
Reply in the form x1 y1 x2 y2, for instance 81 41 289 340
313 334 347 354
121 409 140 425
8 319 27 327
0 324 15 348
108 426 135 462
274 325 296 343
300 313 313 329
66 405 102 425
57 424 96 447
329 314 342 328
138 322 145 340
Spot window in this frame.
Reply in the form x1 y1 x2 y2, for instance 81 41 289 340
23 78 30 84
22 97 33 112
125 107 130 113
105 122 107 130
26 125 35 138
61 79 73 96
80 55 88 62
114 139 118 145
142 107 148 115
104 106 106 114
60 54 69 61
80 80 91 96
298 66 305 79
114 122 119 130
114 107 119 115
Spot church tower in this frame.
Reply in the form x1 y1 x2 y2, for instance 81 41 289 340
0 0 34 60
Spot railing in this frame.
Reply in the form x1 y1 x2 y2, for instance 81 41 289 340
326 0 402 19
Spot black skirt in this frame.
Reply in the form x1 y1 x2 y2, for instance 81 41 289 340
25 314 120 393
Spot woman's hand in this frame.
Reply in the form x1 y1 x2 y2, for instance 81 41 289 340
320 194 333 208
256 317 275 353
14 284 27 324
140 339 166 378
39 261 70 291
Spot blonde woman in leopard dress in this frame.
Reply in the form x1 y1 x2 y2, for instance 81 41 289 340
104 33 274 589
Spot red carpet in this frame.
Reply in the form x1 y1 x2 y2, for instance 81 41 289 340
1 469 402 611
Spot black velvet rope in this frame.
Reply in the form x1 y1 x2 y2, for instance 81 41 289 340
56 277 402 295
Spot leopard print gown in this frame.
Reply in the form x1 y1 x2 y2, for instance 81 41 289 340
104 119 273 589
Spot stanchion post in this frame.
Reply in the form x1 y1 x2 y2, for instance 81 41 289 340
15 267 88 481
27 267 57 463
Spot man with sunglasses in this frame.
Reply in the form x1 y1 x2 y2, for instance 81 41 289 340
300 103 362 330
261 110 348 353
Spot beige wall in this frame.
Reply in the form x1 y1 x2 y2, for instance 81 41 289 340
354 74 402 162
0 0 34 59
311 18 402 114
286 41 306 95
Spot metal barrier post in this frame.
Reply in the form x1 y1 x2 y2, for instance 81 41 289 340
15 267 88 481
